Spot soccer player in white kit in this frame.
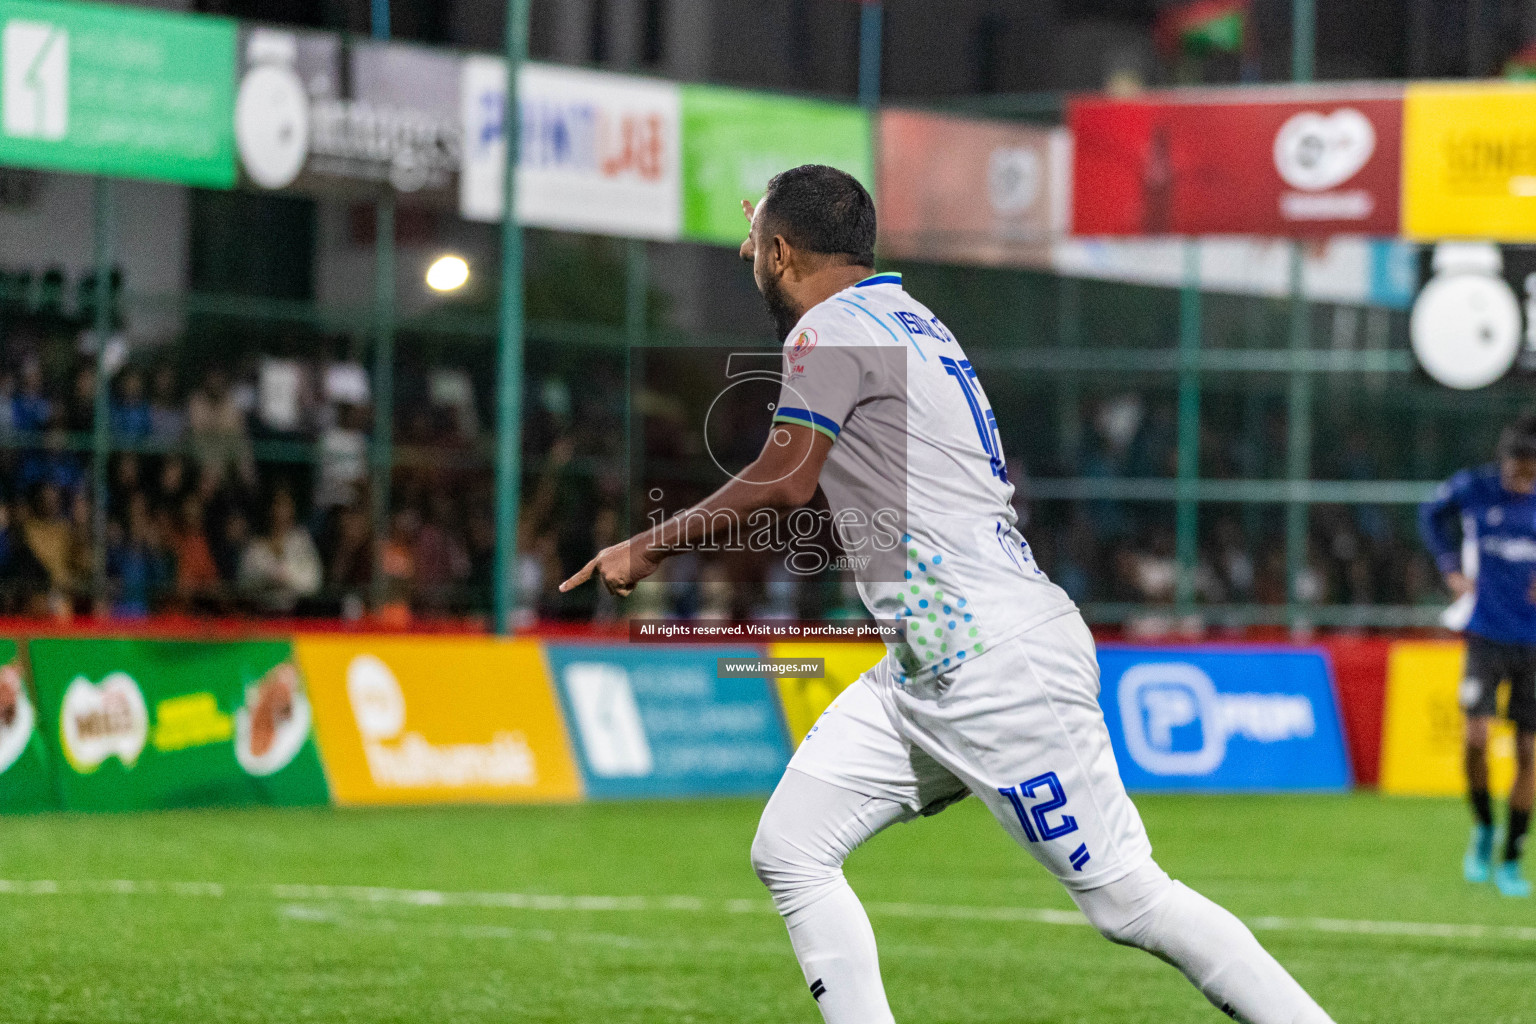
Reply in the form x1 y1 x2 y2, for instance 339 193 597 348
562 165 1334 1024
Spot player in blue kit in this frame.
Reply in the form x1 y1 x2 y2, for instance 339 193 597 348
1420 415 1536 898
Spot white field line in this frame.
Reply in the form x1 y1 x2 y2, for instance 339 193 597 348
1 878 1533 944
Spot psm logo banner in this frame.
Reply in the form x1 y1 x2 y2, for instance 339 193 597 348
1097 649 1351 792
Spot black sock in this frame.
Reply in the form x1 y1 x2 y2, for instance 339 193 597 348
1472 789 1494 828
1506 808 1531 864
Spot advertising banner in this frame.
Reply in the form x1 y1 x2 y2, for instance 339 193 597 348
460 59 681 238
1097 648 1350 792
545 644 791 798
1070 90 1403 237
769 641 884 745
1403 83 1536 241
878 109 1067 269
28 639 328 811
233 27 461 200
1053 235 1418 309
0 640 57 812
0 0 235 186
295 636 580 806
1380 641 1515 796
1319 636 1391 787
680 84 872 245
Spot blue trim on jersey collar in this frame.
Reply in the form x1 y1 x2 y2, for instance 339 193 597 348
855 272 902 288
834 296 926 362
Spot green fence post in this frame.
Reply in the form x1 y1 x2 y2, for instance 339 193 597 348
368 0 395 612
858 1 884 110
1292 0 1316 82
1174 241 1202 611
1284 245 1312 624
625 239 647 347
370 199 395 610
1055 275 1082 470
91 177 114 613
1285 0 1315 627
493 0 532 635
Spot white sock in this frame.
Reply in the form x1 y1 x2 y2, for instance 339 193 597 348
1071 861 1334 1024
752 769 910 1024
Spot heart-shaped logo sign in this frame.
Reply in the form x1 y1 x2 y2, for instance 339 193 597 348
1272 109 1376 192
60 673 149 773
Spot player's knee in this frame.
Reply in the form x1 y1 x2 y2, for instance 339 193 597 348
751 821 822 892
748 823 784 889
1071 862 1176 948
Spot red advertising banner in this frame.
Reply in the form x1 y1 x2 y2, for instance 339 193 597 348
1070 88 1403 237
879 109 1067 268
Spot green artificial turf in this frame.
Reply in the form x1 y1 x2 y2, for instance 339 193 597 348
0 793 1529 1023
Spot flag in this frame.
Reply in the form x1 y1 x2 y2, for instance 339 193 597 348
1155 0 1249 57
1506 40 1536 80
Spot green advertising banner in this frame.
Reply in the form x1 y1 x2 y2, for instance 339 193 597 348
0 640 59 813
680 85 873 245
30 639 329 811
0 0 236 186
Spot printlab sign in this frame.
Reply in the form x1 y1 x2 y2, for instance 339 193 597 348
1097 649 1350 792
0 0 236 186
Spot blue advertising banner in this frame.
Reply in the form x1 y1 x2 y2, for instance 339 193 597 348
543 644 791 799
1097 648 1350 793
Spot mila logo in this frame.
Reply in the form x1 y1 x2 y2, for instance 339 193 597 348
1118 662 1315 777
60 673 149 773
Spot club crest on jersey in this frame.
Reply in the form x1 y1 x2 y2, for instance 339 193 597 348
789 328 818 363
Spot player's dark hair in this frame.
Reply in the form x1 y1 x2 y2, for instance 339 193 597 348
1500 414 1536 461
760 164 876 268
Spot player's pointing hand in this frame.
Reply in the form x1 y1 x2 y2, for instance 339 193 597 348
559 536 661 597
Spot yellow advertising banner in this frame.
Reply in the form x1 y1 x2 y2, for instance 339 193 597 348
1403 82 1536 240
1379 640 1516 796
294 636 582 806
769 642 885 745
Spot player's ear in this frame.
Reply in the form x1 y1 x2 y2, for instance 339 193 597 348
769 234 794 276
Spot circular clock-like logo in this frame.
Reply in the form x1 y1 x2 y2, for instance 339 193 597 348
1410 272 1520 391
235 63 310 190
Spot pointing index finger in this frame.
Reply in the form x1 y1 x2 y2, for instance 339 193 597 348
559 558 597 592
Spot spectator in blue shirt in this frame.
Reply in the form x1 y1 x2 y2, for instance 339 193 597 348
109 369 152 445
11 362 50 435
1421 414 1536 898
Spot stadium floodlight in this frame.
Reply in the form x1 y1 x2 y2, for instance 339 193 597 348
426 255 470 292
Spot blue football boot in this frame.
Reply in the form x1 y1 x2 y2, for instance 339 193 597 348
1464 824 1495 884
1495 860 1532 898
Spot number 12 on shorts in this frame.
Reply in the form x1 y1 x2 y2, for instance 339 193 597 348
999 771 1079 843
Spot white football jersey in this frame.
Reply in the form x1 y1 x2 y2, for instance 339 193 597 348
772 272 1074 682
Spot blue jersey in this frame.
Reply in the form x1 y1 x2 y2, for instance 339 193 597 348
1419 465 1536 645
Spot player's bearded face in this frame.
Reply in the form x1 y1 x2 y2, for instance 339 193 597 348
758 265 803 340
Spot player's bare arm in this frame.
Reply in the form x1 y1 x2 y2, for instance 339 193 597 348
559 422 833 598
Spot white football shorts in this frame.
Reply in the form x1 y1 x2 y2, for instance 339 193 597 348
786 610 1153 890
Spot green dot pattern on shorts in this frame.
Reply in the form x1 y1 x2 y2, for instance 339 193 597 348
895 553 978 673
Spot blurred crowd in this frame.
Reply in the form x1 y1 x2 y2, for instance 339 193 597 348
0 271 1443 630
